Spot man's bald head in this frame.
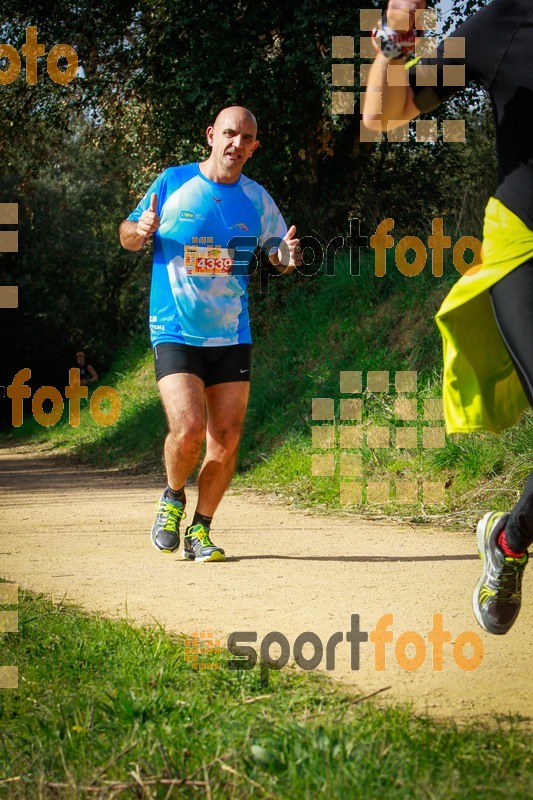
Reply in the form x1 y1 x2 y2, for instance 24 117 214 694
212 106 258 136
203 105 260 183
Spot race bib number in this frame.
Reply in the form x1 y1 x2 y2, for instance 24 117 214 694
184 245 234 275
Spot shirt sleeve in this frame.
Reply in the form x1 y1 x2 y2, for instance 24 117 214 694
408 0 503 115
257 189 288 255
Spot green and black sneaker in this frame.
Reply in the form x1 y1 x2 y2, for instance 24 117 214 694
151 493 186 553
183 523 225 562
473 511 528 635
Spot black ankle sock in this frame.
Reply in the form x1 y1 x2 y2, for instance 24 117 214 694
192 511 212 529
165 485 186 504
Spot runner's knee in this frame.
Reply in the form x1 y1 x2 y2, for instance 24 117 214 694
207 424 243 456
167 422 206 453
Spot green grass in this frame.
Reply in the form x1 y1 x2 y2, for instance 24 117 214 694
5 252 533 524
1 590 533 798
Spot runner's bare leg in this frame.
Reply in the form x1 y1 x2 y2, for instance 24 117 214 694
157 372 207 490
196 381 250 516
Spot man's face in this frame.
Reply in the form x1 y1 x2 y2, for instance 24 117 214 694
206 110 259 177
76 353 85 365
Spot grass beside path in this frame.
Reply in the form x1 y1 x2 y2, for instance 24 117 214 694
1 590 533 799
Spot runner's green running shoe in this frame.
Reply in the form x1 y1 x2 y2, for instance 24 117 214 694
183 523 225 562
151 494 186 553
473 511 528 635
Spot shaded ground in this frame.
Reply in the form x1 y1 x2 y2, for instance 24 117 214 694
1 445 531 723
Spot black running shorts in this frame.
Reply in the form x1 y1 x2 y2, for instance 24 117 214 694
153 342 252 386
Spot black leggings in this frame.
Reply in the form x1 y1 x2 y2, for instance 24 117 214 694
490 258 533 550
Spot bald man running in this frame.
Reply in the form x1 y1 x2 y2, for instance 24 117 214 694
120 106 301 562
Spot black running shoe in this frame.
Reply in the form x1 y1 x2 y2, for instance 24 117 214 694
473 511 528 635
183 524 225 562
151 493 186 553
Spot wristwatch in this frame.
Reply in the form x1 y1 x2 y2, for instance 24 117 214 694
371 25 416 61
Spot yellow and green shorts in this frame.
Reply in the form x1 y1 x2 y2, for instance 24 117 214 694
436 197 533 435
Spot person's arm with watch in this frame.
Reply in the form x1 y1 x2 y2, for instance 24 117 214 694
362 0 426 132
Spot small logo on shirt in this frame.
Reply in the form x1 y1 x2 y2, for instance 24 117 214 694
212 197 222 204
230 222 249 231
180 210 195 219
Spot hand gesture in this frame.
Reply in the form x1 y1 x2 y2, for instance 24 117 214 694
136 193 160 238
276 225 302 273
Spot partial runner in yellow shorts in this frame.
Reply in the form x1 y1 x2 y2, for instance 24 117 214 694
363 0 533 634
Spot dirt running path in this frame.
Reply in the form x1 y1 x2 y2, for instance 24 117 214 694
1 445 532 723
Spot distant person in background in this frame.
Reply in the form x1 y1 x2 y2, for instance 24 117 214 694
75 351 98 386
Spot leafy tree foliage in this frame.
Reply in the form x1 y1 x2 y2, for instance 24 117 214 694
0 0 499 402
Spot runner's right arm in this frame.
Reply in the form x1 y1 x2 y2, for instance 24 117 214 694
363 0 426 132
119 192 160 251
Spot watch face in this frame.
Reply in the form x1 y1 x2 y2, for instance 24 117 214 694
375 26 415 60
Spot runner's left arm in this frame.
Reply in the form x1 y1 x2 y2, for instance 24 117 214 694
258 190 302 274
269 225 302 274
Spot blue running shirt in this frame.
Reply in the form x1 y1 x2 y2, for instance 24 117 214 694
127 163 287 346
